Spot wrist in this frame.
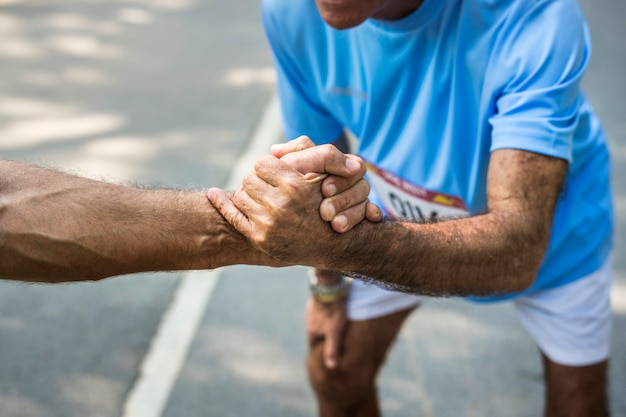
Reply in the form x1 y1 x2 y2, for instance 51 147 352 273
313 268 343 285
308 269 352 303
200 192 284 268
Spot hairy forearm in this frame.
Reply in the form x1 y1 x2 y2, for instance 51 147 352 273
0 161 271 283
323 211 546 297
323 151 566 296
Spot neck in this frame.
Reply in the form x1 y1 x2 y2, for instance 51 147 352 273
372 0 425 21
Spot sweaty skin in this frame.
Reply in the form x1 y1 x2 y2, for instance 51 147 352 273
208 148 568 297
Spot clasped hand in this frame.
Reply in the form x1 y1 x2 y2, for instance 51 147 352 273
207 136 381 266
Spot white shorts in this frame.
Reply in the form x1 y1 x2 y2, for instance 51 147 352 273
342 255 613 367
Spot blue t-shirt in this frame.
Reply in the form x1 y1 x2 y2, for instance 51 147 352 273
262 0 613 299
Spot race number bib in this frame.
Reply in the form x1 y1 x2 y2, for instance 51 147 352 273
366 162 468 221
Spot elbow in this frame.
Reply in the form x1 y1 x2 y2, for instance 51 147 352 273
480 256 539 296
504 234 550 293
504 205 555 293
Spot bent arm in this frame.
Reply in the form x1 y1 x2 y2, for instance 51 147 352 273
0 160 273 283
334 149 567 295
210 149 567 296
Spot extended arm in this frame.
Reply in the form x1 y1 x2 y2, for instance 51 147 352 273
209 148 567 297
1 140 373 283
0 160 272 282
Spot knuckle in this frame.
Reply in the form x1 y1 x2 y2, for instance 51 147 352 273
345 203 367 223
254 155 274 172
293 135 306 146
335 193 352 211
241 174 255 189
320 144 338 160
297 135 313 148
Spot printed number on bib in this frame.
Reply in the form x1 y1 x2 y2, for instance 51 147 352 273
366 163 468 221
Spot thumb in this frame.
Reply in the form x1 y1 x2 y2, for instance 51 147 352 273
323 331 341 369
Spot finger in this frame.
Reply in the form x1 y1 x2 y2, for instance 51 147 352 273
280 145 364 177
323 328 341 369
253 154 302 188
239 169 279 205
365 201 383 223
321 158 367 197
233 174 299 236
319 178 370 221
271 136 315 158
206 188 253 237
254 154 328 190
344 153 367 177
329 201 368 233
308 330 325 348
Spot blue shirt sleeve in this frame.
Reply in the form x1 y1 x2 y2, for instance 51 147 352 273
488 0 590 163
262 0 343 144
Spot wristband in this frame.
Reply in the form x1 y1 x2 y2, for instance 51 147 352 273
308 270 353 303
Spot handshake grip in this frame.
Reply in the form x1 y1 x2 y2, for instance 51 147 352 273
272 136 382 233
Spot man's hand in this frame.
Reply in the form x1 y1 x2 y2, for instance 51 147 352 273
271 136 381 232
207 153 333 264
206 137 381 262
307 297 347 370
207 148 354 265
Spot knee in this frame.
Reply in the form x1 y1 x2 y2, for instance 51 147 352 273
307 346 377 407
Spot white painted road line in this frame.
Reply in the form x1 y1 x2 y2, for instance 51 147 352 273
121 93 282 417
121 270 221 417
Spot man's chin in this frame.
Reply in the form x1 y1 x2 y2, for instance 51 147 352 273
315 0 371 29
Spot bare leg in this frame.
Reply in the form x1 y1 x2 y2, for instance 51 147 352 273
307 307 415 417
543 354 609 417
